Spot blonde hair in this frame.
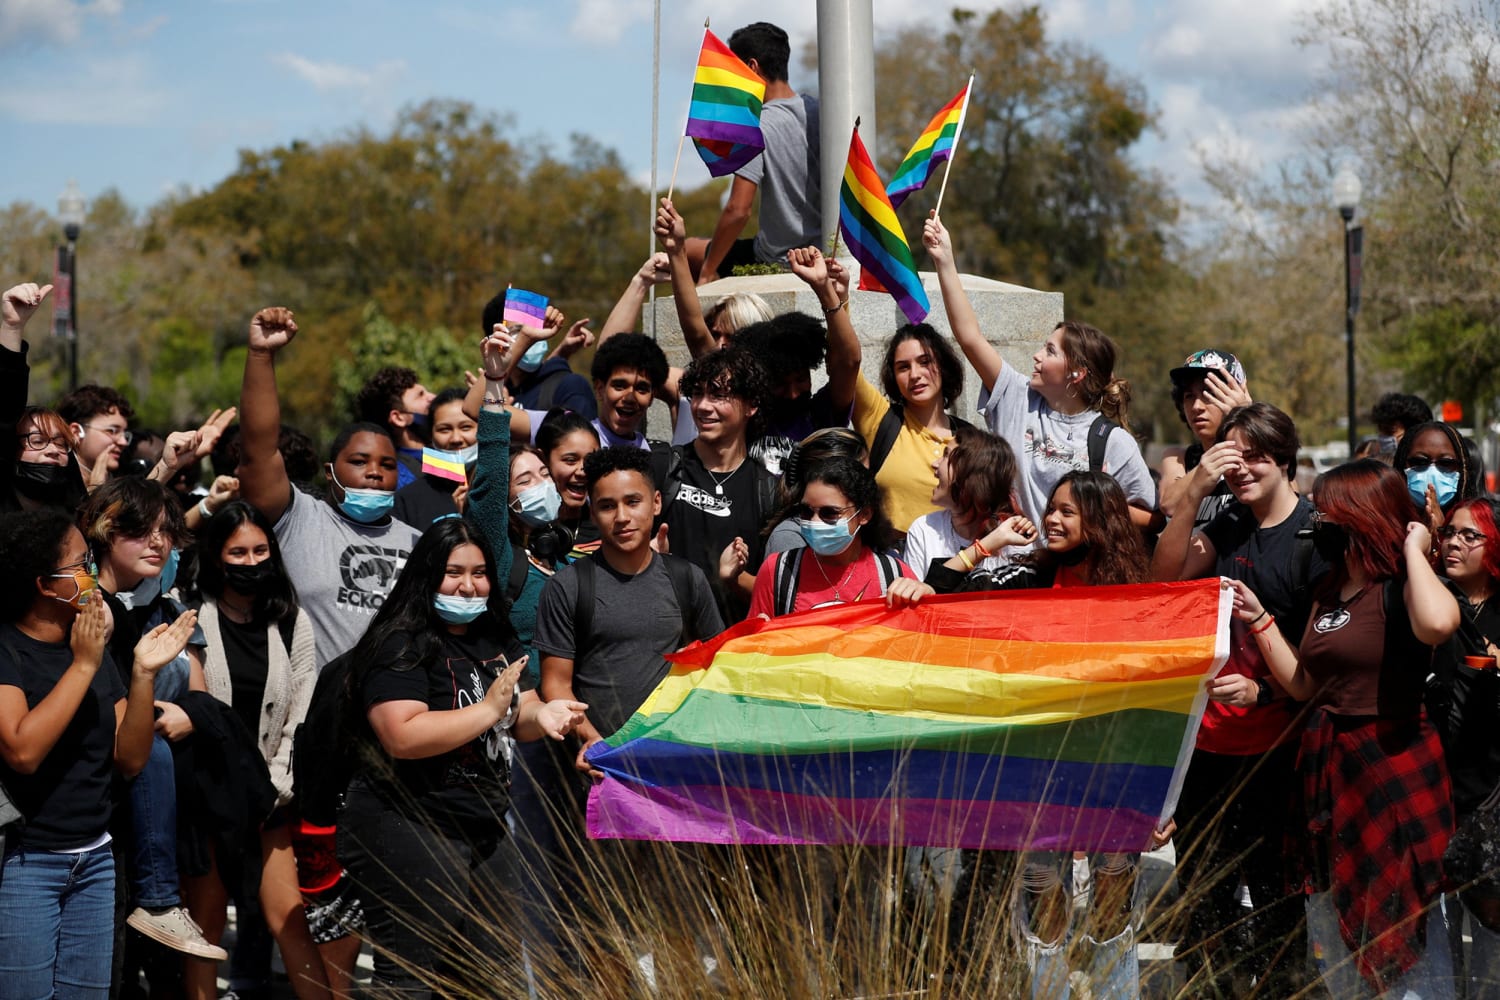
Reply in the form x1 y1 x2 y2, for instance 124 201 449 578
704 292 774 337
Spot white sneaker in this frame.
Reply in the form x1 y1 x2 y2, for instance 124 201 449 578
126 906 228 961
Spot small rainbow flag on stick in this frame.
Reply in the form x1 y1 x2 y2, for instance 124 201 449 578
503 287 548 328
886 77 973 209
420 447 468 483
587 581 1229 851
684 28 766 177
839 122 930 325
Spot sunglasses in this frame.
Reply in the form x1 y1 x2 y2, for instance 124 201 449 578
1405 456 1462 474
794 503 856 525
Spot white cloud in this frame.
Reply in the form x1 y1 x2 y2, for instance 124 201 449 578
568 0 650 45
0 0 119 47
0 50 168 124
273 53 407 92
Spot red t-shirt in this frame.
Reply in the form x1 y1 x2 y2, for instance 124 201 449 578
748 548 916 619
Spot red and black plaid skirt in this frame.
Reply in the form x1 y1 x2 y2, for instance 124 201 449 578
1289 707 1453 991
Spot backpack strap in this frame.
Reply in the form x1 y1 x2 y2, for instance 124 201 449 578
775 549 804 618
867 407 906 476
275 614 296 655
652 442 684 513
506 539 532 602
573 555 597 657
872 552 903 597
660 554 701 646
1087 414 1119 473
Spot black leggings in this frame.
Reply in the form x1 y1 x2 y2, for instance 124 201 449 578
337 783 507 998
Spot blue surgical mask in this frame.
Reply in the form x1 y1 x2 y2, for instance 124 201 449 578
798 516 857 557
1377 434 1399 456
329 468 395 524
1407 466 1459 510
433 593 489 624
512 479 562 527
159 546 180 593
516 340 549 373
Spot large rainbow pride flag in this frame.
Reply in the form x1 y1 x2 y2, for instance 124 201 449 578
886 78 972 208
587 580 1229 852
839 124 930 325
685 29 766 177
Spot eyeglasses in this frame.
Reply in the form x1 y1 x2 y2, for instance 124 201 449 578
51 556 98 578
83 424 133 444
1405 456 1462 474
794 503 856 524
1437 525 1487 547
19 430 72 451
1310 510 1339 528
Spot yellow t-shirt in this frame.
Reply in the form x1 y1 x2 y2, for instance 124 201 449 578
852 374 953 534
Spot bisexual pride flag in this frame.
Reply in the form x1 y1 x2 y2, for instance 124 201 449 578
587 580 1229 852
685 29 766 177
503 288 548 328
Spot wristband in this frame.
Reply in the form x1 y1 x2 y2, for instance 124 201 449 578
957 547 976 571
1250 615 1277 637
972 538 993 560
823 299 849 316
1247 610 1268 626
197 498 214 520
1255 678 1274 707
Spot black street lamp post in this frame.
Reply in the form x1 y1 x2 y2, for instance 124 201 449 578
57 180 86 392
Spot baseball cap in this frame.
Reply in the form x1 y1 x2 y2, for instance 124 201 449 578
1169 348 1246 387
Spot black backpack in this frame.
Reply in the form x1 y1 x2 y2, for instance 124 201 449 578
771 547 905 617
868 406 977 476
291 650 359 827
571 552 702 652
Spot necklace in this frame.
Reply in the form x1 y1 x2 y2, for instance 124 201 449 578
705 460 744 496
809 551 859 603
218 595 255 623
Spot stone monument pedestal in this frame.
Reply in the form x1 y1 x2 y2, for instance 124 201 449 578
644 270 1064 434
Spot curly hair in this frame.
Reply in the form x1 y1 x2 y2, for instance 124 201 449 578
0 509 78 623
729 314 828 383
880 324 965 409
678 346 771 440
590 333 669 391
1056 321 1132 432
354 367 421 429
78 476 187 551
57 384 135 427
584 446 657 493
1024 470 1148 586
1372 392 1433 434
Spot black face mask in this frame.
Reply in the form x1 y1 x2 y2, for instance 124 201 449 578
1311 522 1348 563
13 460 72 502
223 560 278 596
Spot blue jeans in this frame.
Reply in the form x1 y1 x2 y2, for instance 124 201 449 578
126 734 180 909
0 842 117 999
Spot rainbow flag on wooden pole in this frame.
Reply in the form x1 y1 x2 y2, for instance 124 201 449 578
839 120 930 325
587 581 1229 851
886 75 973 211
667 25 765 199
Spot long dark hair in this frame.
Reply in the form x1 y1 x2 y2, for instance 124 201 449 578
880 324 965 409
195 501 298 624
1393 420 1478 510
1024 470 1149 586
347 518 513 693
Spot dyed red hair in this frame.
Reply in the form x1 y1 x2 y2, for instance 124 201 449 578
1448 498 1500 584
1315 459 1424 595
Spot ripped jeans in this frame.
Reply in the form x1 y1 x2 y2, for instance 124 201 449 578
1014 851 1141 1000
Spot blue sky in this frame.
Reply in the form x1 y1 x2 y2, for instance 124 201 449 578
0 0 1326 222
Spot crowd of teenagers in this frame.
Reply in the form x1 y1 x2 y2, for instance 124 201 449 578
0 35 1496 1000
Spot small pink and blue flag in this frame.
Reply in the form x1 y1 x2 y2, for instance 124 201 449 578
503 288 548 328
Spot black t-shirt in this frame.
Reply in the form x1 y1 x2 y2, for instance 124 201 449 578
0 624 126 849
662 448 771 623
218 615 271 743
750 383 846 477
1202 497 1328 643
393 475 460 529
1429 595 1500 816
359 627 524 835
